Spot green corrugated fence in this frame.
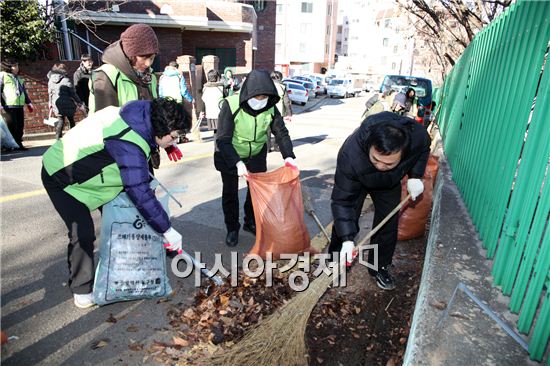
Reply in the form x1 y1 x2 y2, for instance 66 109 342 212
435 0 550 362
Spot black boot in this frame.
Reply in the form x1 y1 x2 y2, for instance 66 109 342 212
226 230 239 247
242 221 256 235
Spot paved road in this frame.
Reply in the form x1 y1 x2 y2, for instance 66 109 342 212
0 93 370 365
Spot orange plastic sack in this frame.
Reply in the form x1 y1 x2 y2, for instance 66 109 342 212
247 166 313 260
397 155 440 240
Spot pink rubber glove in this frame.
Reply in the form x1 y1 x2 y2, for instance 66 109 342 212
284 157 298 170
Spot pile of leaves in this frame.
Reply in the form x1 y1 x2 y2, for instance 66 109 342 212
145 268 307 364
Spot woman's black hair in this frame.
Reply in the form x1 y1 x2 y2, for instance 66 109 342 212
1 58 18 73
365 113 410 156
270 70 283 81
406 87 416 99
150 97 192 137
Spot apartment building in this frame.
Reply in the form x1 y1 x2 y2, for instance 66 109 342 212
274 0 338 76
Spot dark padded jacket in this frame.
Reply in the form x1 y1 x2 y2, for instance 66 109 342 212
331 112 431 241
47 69 82 117
214 70 295 174
73 63 92 107
104 101 170 233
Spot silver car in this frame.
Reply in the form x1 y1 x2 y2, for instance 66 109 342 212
283 82 308 106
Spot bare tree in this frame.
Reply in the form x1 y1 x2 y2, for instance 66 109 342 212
396 0 512 76
44 0 129 45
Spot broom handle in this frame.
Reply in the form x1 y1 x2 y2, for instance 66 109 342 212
355 193 411 248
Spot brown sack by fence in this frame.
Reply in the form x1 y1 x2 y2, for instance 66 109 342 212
397 155 440 240
247 166 313 260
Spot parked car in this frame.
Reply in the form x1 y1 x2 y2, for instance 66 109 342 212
284 79 316 100
283 81 308 106
327 78 362 98
306 73 331 94
305 76 326 94
363 80 375 92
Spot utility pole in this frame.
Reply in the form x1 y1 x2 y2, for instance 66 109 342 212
56 0 73 60
327 0 335 71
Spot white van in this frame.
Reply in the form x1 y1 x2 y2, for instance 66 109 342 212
327 78 361 98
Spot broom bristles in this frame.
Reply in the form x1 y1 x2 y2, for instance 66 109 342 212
210 271 335 366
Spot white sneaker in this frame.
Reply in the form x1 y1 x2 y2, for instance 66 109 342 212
73 293 95 309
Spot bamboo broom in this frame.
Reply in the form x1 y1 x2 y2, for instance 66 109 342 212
210 194 412 365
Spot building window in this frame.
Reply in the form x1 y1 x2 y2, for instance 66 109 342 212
301 2 313 13
391 62 396 70
326 25 330 35
300 43 306 52
277 4 283 12
385 19 391 28
382 38 389 47
252 0 266 12
300 23 312 33
327 4 332 16
325 44 329 54
393 45 398 53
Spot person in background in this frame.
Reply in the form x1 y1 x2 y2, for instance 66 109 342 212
222 67 240 97
392 88 417 116
268 70 293 152
73 54 94 109
200 69 224 134
48 63 86 139
41 98 191 308
362 89 396 119
0 58 34 150
330 111 430 290
88 23 182 165
270 71 292 123
159 61 194 105
215 70 296 247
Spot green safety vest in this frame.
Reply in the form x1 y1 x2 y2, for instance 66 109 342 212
42 106 151 210
227 95 274 159
0 72 26 106
88 64 158 113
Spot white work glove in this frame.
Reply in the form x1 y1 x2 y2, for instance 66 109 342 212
340 241 357 267
163 227 182 253
236 161 248 177
407 178 424 201
284 157 298 170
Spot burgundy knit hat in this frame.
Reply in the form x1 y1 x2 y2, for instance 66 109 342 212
120 24 159 57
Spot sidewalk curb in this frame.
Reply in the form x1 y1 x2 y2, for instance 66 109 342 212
402 157 537 366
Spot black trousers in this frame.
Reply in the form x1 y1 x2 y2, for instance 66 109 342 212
42 167 96 294
220 148 267 232
55 115 75 139
328 183 402 269
3 107 25 146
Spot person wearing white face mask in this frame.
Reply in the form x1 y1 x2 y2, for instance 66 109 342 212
214 70 296 247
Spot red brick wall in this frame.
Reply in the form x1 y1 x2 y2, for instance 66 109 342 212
254 1 276 72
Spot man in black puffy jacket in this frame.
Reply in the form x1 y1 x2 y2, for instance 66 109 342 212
329 112 430 290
